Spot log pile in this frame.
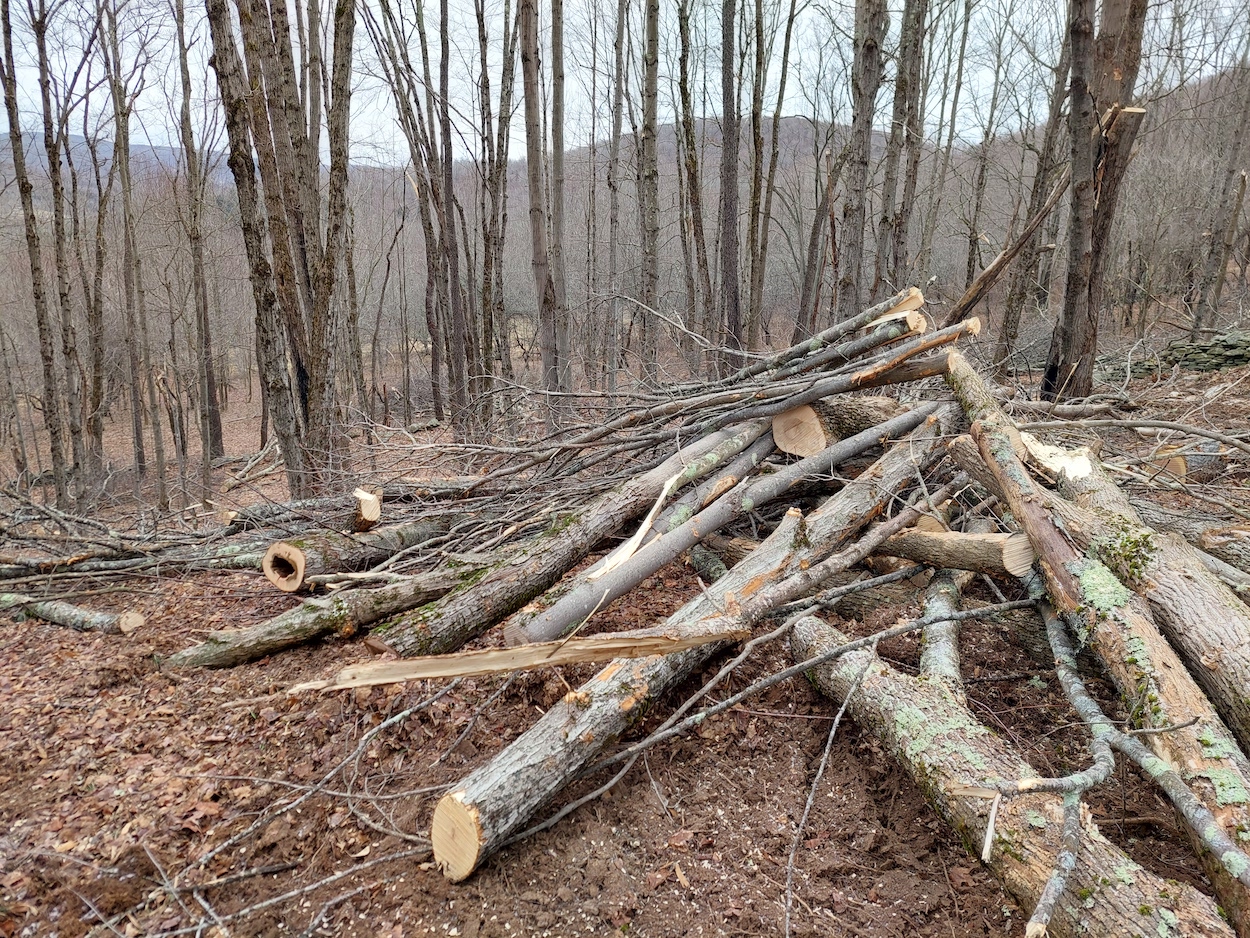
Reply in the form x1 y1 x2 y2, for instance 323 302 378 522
5 287 1250 937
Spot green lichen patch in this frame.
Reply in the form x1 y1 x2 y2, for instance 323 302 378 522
1224 849 1250 879
1200 768 1249 806
1199 727 1238 760
1025 810 1048 829
1067 557 1132 616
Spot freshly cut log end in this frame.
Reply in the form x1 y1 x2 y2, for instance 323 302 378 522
117 611 144 635
431 791 485 882
263 542 307 593
1000 533 1035 577
772 396 905 458
353 487 383 532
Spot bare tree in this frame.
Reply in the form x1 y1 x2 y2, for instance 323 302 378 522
835 0 887 321
1042 0 1147 400
718 0 743 361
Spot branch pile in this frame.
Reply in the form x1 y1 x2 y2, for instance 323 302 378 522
7 288 1250 936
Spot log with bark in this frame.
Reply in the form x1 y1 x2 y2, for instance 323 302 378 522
873 527 1035 578
163 566 482 669
502 403 940 647
262 517 453 592
371 420 774 659
0 593 144 635
945 349 1250 930
428 410 957 880
792 614 1233 938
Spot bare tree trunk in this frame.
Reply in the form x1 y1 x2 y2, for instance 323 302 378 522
174 0 224 479
835 0 887 321
439 0 469 419
604 0 629 393
520 0 561 407
638 0 660 377
997 38 1070 374
917 0 971 283
872 0 927 300
550 0 570 390
0 0 70 507
677 0 713 342
1193 65 1250 335
718 0 743 362
1043 0 1147 400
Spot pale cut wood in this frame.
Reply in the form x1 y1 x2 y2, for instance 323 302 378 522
945 349 1250 933
352 486 383 532
289 624 749 693
0 593 143 635
875 528 1036 577
863 286 925 329
771 395 905 457
792 615 1234 938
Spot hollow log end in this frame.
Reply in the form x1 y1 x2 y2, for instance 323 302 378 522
263 542 307 593
1003 533 1038 578
431 790 485 882
118 611 144 635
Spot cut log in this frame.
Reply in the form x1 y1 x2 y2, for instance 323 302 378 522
503 404 940 646
290 622 749 693
1025 446 1250 754
352 486 383 532
874 528 1035 577
945 349 1250 931
1136 501 1250 575
261 517 452 593
771 395 904 457
791 615 1233 938
429 410 956 880
0 592 143 635
374 420 773 658
164 566 481 669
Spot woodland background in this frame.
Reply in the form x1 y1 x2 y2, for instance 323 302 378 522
0 0 1248 503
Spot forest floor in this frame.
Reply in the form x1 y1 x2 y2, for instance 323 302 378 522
1 359 1248 938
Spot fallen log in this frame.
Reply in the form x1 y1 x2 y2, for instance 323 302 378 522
791 614 1233 938
1136 501 1250 576
1026 446 1250 753
262 517 452 593
163 566 481 669
429 411 956 880
374 419 774 658
503 403 940 646
771 395 904 457
945 349 1250 930
0 592 144 635
873 527 1035 578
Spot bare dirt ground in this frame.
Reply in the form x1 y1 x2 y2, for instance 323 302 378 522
2 360 1248 938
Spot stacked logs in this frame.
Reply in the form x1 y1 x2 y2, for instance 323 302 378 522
6 286 1250 937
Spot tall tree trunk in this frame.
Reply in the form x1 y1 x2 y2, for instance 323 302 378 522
639 0 661 377
677 0 713 342
835 0 887 321
604 0 629 393
174 0 224 480
1193 65 1250 336
872 0 928 300
1042 0 1147 400
440 0 468 419
917 0 972 284
0 0 69 506
996 38 1070 374
550 0 570 390
520 0 561 409
718 0 744 362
